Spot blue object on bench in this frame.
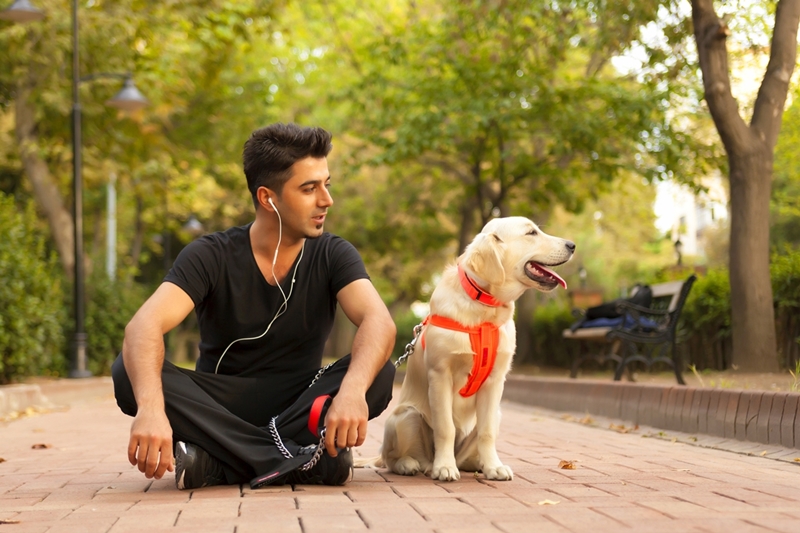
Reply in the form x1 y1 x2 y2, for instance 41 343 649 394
578 316 659 331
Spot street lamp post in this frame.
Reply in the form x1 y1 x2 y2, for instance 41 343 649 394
3 0 148 378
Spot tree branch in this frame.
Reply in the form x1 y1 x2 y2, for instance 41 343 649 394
751 0 800 150
691 0 753 154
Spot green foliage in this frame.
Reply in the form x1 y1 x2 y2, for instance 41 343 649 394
525 299 578 368
83 275 150 376
772 92 800 249
0 194 66 383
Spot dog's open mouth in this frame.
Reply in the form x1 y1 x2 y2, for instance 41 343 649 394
525 262 567 289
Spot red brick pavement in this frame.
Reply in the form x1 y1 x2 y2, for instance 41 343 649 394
1 385 799 533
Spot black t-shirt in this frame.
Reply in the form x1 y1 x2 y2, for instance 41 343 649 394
164 224 369 378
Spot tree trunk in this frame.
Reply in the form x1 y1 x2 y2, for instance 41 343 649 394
728 149 779 371
14 81 75 278
692 0 800 372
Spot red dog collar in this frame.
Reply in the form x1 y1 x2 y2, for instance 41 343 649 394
458 264 503 307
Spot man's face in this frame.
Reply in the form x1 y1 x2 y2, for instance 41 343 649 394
272 157 333 239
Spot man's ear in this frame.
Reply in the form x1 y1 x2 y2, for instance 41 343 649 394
256 187 278 211
464 233 505 287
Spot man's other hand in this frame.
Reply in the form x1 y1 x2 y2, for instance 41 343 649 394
324 391 368 457
128 411 174 479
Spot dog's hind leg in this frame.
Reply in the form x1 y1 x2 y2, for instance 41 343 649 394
383 406 433 476
455 429 481 472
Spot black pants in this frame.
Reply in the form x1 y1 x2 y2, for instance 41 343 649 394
111 354 395 485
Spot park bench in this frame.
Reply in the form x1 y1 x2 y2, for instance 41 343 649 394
562 275 697 385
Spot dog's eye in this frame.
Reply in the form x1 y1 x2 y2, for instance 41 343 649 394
527 230 538 236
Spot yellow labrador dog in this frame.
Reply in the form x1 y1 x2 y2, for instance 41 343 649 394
378 216 574 481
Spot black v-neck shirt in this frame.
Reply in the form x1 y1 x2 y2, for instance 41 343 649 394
164 224 368 378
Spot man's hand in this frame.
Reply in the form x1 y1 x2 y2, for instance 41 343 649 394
128 410 174 479
323 391 368 457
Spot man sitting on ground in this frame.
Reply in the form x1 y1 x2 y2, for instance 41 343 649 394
112 123 396 490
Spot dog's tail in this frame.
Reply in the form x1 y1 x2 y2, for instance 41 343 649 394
354 455 385 469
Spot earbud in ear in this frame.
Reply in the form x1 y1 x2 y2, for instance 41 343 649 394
268 197 276 208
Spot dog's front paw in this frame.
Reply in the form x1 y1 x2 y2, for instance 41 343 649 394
432 464 461 482
483 464 513 481
393 456 421 476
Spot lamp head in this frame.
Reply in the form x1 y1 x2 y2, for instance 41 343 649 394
0 0 45 23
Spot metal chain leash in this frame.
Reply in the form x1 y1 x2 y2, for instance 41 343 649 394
395 322 424 368
272 322 425 473
269 415 327 472
269 415 295 460
308 360 336 388
298 428 326 472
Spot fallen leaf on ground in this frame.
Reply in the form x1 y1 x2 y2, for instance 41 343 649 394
0 520 20 525
760 451 768 456
671 437 678 443
558 460 577 470
0 458 5 463
610 424 635 434
579 416 594 425
538 499 560 506
31 444 52 450
560 414 575 422
793 458 800 463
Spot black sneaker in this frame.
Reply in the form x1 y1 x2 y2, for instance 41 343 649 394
174 441 226 490
285 444 354 486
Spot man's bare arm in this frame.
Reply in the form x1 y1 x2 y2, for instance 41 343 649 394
122 282 195 479
324 278 396 455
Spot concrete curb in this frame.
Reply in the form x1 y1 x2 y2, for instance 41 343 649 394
503 375 800 450
0 377 113 420
0 384 52 419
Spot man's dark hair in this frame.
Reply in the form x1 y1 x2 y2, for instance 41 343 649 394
242 123 333 206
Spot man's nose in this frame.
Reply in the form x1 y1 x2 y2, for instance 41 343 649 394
320 187 333 207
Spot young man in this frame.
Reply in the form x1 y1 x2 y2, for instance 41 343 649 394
112 123 396 490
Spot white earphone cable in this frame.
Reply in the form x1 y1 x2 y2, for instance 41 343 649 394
214 203 304 374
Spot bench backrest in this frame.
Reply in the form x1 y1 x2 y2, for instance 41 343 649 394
650 280 686 312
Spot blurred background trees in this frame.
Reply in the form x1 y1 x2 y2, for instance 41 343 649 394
1 0 798 381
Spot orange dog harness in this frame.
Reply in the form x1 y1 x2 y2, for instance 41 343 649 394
420 265 503 397
422 315 500 397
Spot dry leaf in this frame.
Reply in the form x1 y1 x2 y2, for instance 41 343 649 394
610 424 632 434
0 520 20 525
671 437 678 443
538 499 561 506
760 451 768 457
0 457 5 463
793 458 800 463
558 460 577 470
560 414 575 422
31 443 52 450
579 416 594 425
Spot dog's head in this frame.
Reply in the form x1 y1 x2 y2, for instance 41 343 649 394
462 216 575 296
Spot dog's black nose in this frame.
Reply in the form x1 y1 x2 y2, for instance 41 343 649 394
565 241 576 253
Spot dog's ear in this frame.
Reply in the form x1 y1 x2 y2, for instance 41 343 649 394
464 233 505 287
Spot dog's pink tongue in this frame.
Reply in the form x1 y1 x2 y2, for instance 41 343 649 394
534 262 567 289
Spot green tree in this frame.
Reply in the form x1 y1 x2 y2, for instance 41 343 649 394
0 193 66 383
691 0 800 372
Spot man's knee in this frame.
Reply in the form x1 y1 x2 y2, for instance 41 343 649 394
112 353 138 417
367 359 396 419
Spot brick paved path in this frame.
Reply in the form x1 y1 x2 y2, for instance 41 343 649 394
1 388 799 533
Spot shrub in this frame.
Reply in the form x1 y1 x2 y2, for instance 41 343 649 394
679 268 732 370
0 195 66 383
80 274 150 376
527 299 578 368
